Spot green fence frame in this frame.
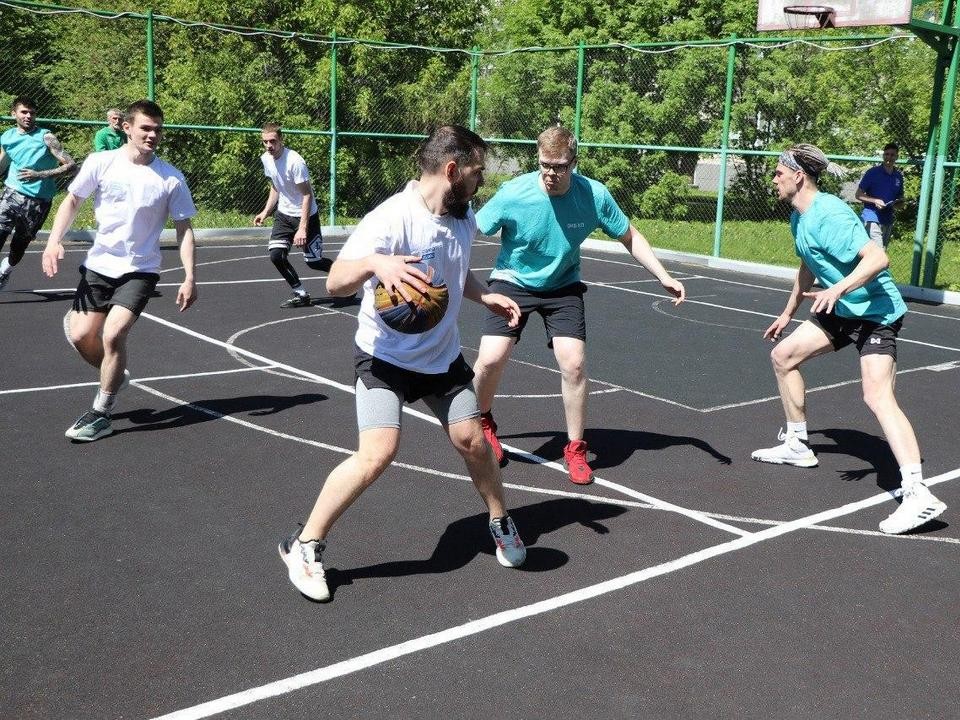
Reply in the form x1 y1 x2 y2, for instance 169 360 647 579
5 0 960 288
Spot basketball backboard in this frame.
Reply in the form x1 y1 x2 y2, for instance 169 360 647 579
757 0 913 30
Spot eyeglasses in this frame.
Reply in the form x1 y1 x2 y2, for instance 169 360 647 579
539 159 574 175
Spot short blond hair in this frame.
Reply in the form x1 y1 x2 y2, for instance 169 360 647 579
537 125 577 158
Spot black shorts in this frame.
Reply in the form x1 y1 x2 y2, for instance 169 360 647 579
270 211 321 248
482 278 587 347
73 266 160 316
0 187 52 253
813 312 902 360
354 347 475 404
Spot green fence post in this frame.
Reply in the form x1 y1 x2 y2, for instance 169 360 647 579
712 35 737 258
328 33 338 226
470 46 479 132
145 8 155 100
574 41 585 140
911 51 948 285
922 35 960 287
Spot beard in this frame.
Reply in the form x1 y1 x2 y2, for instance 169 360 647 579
443 177 473 219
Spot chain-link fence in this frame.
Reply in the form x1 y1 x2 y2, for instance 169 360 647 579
1 0 957 289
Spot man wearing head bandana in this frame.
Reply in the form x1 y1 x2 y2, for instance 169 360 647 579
752 144 946 535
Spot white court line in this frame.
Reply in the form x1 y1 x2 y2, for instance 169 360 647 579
699 359 960 412
23 277 331 294
0 366 277 396
496 387 622 399
460 344 703 412
588 280 960 353
119 368 960 547
150 464 960 720
138 311 747 537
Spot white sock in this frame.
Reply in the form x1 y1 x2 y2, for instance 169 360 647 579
0 257 10 275
786 421 808 441
899 464 923 490
293 285 307 296
92 389 117 414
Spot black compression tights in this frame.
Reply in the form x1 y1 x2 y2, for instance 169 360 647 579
270 247 302 288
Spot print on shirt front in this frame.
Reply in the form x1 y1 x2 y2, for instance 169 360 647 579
373 244 450 334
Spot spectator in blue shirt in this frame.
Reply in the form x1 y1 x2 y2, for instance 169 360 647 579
855 143 903 248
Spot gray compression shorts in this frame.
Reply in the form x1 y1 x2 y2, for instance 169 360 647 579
355 377 480 432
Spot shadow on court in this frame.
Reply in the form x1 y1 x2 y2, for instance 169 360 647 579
323 498 628 599
106 392 328 434
811 427 902 491
0 289 75 303
500 427 732 469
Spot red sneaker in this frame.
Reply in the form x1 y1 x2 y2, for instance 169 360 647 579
563 439 594 485
480 413 505 464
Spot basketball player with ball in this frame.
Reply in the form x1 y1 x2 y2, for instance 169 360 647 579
279 125 527 602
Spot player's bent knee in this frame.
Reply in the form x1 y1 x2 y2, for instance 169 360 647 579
269 248 288 266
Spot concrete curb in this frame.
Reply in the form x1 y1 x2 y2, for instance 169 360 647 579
41 227 959 306
579 238 960 306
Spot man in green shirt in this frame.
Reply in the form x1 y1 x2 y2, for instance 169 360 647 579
92 108 125 151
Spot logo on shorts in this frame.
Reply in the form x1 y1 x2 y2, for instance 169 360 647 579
869 337 882 344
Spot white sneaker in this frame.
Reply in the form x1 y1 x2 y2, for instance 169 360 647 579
879 483 947 534
751 429 818 467
278 530 330 601
489 515 526 568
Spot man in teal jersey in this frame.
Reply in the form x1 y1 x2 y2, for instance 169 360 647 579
473 125 685 485
92 108 126 151
0 96 76 290
753 143 946 535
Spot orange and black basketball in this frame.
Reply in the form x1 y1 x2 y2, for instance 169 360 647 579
373 279 449 334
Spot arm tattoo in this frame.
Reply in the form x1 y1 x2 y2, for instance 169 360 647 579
37 133 77 178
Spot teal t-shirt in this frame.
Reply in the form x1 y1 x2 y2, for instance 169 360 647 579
1 126 57 199
476 171 630 289
791 192 906 325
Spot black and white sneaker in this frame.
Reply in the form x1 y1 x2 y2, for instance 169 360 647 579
280 293 311 308
279 528 330 601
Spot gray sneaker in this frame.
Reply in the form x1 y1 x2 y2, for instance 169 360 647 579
489 515 526 568
0 271 10 291
65 410 113 442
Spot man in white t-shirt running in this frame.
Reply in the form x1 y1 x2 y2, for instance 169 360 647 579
278 125 527 602
253 123 328 308
41 99 198 442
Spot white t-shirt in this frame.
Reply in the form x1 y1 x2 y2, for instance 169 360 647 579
69 149 196 278
338 180 475 374
260 147 317 217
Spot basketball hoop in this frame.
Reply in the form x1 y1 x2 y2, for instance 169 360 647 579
783 5 836 29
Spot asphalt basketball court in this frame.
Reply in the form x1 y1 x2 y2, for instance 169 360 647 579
2 232 958 719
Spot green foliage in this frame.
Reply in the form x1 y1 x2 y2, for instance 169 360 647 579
639 172 691 219
2 0 956 287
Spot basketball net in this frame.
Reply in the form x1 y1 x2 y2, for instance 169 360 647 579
783 5 836 29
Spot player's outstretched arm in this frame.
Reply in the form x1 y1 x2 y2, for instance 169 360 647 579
175 219 198 312
618 225 685 304
464 271 520 327
253 185 279 226
41 192 83 277
765 263 815 340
